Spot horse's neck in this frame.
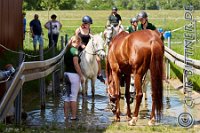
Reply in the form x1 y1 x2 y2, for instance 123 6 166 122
85 38 94 54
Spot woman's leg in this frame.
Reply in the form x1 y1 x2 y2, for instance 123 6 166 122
67 73 80 119
64 101 70 119
70 101 77 119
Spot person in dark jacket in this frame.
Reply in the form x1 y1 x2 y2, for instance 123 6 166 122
30 14 44 52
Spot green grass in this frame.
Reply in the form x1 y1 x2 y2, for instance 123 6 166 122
24 10 200 59
2 9 200 104
1 122 200 133
20 10 200 95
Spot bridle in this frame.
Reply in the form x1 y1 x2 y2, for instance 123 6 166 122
84 37 104 56
105 25 115 45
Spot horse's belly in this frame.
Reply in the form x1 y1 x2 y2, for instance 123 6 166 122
81 61 98 79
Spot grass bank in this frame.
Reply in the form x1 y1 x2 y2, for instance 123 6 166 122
23 10 200 90
1 122 200 133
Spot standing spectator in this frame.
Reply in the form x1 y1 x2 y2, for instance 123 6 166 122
107 7 123 33
63 35 84 121
126 17 138 33
44 14 62 48
23 12 26 40
30 14 43 52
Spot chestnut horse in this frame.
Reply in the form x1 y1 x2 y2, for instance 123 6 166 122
106 29 164 126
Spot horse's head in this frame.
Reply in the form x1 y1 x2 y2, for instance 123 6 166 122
104 25 117 46
92 33 106 59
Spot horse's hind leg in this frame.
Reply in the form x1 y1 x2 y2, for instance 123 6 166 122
128 74 143 126
125 75 131 121
148 94 156 126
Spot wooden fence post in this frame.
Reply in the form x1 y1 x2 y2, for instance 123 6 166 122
60 36 64 80
14 50 23 124
39 43 46 110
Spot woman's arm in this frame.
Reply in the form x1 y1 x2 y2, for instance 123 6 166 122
75 28 80 36
44 21 50 29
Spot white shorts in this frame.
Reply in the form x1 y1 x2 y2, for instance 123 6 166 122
63 72 80 102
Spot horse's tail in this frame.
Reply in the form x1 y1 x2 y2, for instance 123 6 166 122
150 40 164 120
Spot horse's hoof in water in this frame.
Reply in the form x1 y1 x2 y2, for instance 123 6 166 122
128 117 137 126
148 119 155 126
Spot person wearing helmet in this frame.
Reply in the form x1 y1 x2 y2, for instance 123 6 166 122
137 11 156 30
107 7 123 32
137 11 167 84
126 17 138 33
75 15 93 52
75 16 105 83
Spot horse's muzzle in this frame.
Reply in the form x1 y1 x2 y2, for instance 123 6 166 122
99 51 106 60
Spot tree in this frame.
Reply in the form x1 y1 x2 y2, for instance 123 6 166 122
146 0 159 10
88 0 114 10
75 0 88 10
59 0 76 10
22 0 200 10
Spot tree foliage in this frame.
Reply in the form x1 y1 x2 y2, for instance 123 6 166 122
23 0 200 10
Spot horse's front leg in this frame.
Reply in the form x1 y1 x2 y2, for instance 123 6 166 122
85 79 88 95
115 95 120 122
81 78 87 96
125 75 131 121
128 74 143 126
112 71 121 122
91 77 96 97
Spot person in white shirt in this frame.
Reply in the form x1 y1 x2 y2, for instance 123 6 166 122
44 14 62 48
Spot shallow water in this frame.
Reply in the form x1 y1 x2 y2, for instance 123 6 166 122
25 78 200 128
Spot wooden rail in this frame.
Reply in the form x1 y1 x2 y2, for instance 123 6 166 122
0 44 67 121
164 46 200 75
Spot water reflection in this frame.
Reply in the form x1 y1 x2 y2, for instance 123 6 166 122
25 79 200 127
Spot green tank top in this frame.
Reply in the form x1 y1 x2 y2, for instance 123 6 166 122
126 26 136 33
64 46 79 73
137 22 156 30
